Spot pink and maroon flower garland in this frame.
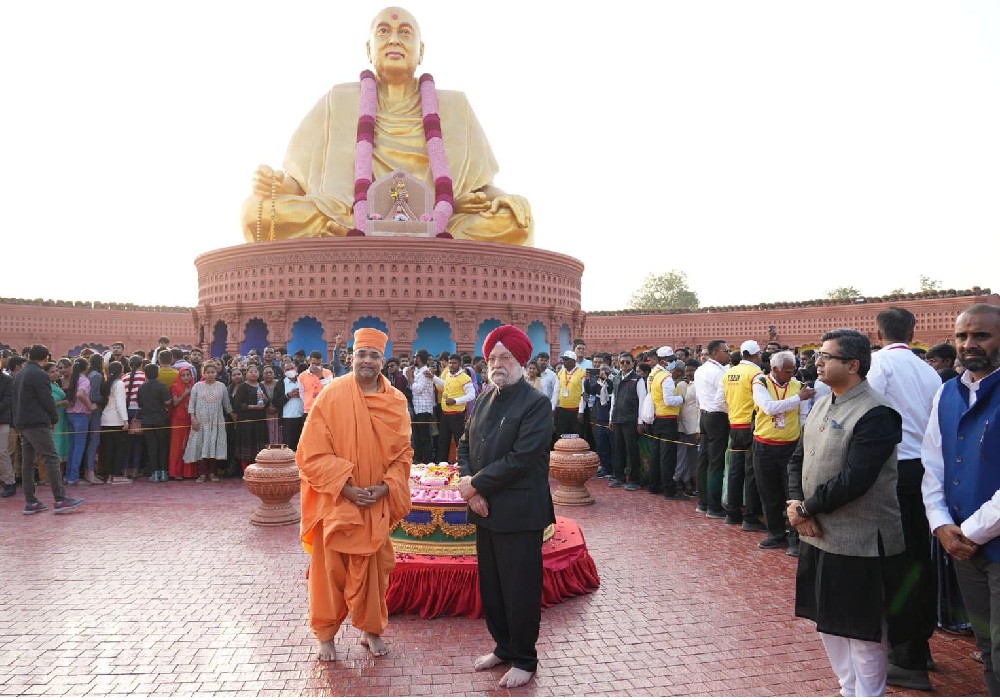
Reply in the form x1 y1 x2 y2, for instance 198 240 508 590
348 71 454 238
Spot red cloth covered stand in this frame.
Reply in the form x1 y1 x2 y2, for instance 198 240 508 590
387 516 600 618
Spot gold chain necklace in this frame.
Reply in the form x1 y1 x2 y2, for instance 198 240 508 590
254 169 278 242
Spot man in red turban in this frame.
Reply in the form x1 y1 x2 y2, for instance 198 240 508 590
457 324 555 688
482 325 533 367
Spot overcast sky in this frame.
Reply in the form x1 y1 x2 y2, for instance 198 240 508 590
3 1 998 310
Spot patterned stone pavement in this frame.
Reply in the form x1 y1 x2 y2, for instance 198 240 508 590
0 476 984 696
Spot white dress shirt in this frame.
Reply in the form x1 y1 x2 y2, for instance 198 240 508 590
867 342 941 460
540 367 560 410
693 359 728 413
922 368 1000 544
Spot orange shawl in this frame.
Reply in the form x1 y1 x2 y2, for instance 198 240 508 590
298 373 413 555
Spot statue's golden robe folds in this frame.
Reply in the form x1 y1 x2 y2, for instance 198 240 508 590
242 82 531 245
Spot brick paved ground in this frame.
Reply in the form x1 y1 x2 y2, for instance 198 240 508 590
0 477 984 696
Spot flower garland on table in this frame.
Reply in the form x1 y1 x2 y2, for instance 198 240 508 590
347 71 454 238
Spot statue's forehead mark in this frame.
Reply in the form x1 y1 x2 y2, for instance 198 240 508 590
391 13 399 19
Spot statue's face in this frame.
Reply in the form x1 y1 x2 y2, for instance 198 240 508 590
368 8 422 80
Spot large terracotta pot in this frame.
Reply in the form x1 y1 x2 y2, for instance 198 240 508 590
243 444 300 526
549 434 600 506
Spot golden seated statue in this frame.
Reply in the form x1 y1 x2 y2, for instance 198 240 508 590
241 6 532 246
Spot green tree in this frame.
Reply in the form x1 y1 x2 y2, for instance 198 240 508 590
919 275 941 292
628 271 699 310
827 286 862 301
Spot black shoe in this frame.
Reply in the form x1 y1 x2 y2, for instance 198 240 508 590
786 540 800 557
664 492 690 501
758 534 788 549
723 514 742 525
741 519 768 532
609 479 624 488
886 663 932 691
624 482 641 492
594 469 612 479
706 509 726 519
1 484 15 498
647 486 663 495
694 504 708 514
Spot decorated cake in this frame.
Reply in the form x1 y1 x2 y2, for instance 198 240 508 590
390 462 555 556
391 463 476 555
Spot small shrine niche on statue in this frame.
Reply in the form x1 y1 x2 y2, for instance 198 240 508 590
365 169 436 237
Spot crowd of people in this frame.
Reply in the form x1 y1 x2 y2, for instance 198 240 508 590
2 303 999 696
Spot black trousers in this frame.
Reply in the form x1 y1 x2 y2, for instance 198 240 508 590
98 427 129 478
142 425 170 473
412 412 434 463
647 417 679 494
436 412 466 463
889 458 938 671
752 440 796 535
697 411 730 511
553 407 581 439
477 527 544 672
613 422 641 483
281 416 304 451
726 427 761 520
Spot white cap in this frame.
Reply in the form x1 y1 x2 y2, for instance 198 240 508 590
561 350 578 361
740 340 762 355
656 345 675 358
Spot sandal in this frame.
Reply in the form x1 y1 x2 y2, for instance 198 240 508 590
209 474 220 482
196 475 206 483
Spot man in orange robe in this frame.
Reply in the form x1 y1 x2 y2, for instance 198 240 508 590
297 327 412 660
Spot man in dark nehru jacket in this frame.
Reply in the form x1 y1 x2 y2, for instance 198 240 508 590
457 325 555 689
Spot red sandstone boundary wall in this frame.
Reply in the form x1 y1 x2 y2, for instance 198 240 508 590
3 292 996 360
0 302 197 358
584 292 1000 352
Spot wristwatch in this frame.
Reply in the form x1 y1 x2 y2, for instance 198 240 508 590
795 502 809 519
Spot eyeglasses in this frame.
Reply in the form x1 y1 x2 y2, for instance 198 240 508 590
816 352 851 363
619 359 633 365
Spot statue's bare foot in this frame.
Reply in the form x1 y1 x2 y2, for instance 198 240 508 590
316 638 337 661
360 631 388 657
474 653 506 671
499 667 534 688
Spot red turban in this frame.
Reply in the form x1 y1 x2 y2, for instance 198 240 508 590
483 325 532 366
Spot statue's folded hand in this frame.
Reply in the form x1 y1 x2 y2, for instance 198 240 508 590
488 194 531 228
251 165 303 198
454 191 492 214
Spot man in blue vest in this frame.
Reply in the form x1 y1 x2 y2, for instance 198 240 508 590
922 303 1000 695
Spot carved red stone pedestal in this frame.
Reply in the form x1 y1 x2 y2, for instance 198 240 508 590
243 444 300 526
549 434 600 506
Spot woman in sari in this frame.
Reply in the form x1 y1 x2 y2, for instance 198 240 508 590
168 367 198 480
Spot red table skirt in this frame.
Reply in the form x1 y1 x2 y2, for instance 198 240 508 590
387 516 600 618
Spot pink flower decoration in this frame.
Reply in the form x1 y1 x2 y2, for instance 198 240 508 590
420 213 431 222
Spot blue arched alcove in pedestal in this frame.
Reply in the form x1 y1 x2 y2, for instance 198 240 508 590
241 318 269 356
559 324 572 356
476 319 503 358
527 321 549 359
210 321 228 359
414 316 455 357
350 315 392 358
289 316 326 361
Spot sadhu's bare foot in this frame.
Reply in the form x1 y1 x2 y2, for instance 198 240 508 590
316 638 337 661
360 631 388 657
499 667 534 688
474 653 506 671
